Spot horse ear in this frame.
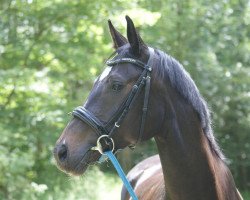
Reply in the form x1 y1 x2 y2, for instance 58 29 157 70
126 15 146 56
108 20 127 49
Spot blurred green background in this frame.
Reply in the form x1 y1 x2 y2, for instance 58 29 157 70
0 0 249 199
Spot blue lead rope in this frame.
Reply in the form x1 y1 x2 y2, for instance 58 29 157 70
104 151 139 200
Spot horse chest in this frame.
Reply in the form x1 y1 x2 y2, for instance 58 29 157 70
122 155 166 200
134 171 165 200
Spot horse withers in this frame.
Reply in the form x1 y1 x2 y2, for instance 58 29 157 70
54 16 243 200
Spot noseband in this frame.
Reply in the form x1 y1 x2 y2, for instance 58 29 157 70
72 48 154 152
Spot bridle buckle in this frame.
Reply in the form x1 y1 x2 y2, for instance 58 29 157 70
115 122 120 128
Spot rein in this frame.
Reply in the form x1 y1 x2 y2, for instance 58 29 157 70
72 48 154 200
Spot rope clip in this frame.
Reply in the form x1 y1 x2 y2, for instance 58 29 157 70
91 135 115 155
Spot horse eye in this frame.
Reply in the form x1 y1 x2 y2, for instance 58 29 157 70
111 82 123 91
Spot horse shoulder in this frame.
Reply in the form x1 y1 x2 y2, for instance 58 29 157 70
121 155 166 200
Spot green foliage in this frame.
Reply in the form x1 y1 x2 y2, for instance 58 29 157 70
0 0 249 199
243 191 250 200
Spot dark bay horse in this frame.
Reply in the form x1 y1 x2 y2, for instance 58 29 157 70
54 16 243 200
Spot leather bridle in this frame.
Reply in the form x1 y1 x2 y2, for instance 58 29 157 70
72 48 154 153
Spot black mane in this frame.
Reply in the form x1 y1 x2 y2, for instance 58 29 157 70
154 49 225 160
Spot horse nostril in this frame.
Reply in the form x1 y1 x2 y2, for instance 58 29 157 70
57 144 68 162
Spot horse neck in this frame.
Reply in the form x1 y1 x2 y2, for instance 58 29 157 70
154 86 239 200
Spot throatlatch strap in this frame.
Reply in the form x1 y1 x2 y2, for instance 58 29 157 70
137 72 151 143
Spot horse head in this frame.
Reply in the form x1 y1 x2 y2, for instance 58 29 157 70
53 16 164 175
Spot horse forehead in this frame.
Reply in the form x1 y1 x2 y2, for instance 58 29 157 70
98 64 138 82
99 66 112 81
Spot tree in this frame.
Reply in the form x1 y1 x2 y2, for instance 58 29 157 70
0 0 249 199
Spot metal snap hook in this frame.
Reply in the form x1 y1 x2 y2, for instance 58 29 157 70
91 135 115 155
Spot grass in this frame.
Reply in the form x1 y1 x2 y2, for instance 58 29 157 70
50 167 122 200
41 166 250 200
242 191 250 200
51 167 250 200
